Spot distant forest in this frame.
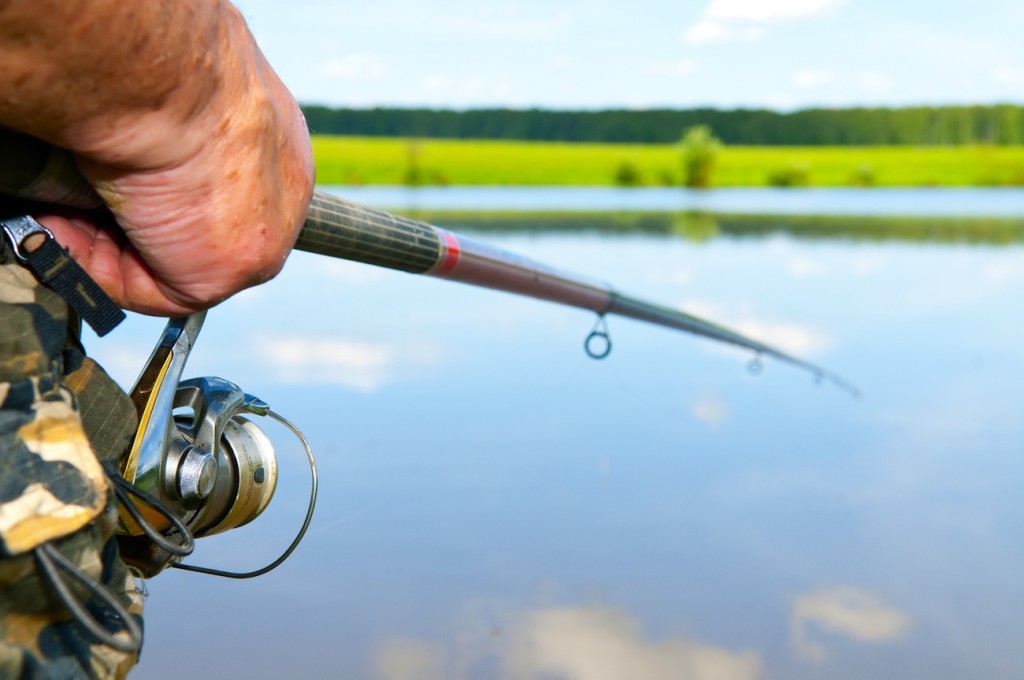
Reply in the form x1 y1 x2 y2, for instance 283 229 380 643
302 104 1024 146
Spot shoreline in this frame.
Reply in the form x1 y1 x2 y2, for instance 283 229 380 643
312 135 1024 189
319 185 1024 219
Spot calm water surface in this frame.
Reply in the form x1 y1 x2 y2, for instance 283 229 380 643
103 189 1024 679
325 185 1024 217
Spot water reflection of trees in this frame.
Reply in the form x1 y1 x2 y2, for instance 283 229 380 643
415 211 1024 245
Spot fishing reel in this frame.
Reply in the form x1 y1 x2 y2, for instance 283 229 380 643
115 312 317 579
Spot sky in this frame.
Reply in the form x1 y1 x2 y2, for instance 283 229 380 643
232 0 1024 111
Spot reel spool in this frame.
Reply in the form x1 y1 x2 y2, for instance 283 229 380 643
166 377 279 539
115 313 317 578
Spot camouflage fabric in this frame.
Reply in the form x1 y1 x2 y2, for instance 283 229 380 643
0 243 143 679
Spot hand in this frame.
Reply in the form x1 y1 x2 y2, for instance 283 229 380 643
0 1 314 316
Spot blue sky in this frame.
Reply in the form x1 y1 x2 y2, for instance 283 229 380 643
233 0 1023 111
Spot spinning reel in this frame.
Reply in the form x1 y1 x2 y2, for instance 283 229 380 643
115 312 317 579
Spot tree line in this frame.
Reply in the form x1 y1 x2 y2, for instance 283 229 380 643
302 104 1024 146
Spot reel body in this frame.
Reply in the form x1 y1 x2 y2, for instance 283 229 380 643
115 312 316 578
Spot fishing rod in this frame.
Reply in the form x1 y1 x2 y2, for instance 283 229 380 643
296 190 859 397
4 134 856 577
0 126 856 393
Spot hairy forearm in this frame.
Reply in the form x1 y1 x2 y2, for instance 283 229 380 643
0 0 248 166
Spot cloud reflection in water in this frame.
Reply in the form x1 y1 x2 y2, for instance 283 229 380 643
790 586 911 662
374 605 761 680
682 299 835 356
256 335 441 392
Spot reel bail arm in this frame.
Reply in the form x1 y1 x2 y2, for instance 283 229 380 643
115 313 317 578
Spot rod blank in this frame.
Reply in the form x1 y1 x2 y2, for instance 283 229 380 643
295 191 858 396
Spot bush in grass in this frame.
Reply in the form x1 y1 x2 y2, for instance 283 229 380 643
679 125 721 188
849 164 875 187
404 139 424 185
767 162 810 187
614 160 643 186
851 163 876 186
402 167 423 185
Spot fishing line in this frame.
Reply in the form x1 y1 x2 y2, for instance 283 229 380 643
305 491 395 536
171 409 317 579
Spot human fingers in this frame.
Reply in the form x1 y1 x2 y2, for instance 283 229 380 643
32 211 200 317
71 27 314 314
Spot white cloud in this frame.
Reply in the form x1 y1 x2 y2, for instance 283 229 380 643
255 335 440 392
790 586 911 662
374 605 761 680
684 19 763 44
991 66 1024 88
421 75 450 93
692 395 728 427
309 257 390 285
379 5 574 40
319 53 394 81
550 54 574 71
839 252 887 277
649 59 699 78
787 255 830 278
792 69 835 89
983 254 1024 283
734 319 833 355
682 299 834 356
460 7 574 39
684 0 840 44
857 70 893 94
647 266 694 287
876 24 1013 78
416 74 518 105
504 607 761 680
375 639 447 680
705 0 841 22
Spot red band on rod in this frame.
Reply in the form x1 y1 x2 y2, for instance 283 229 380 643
433 229 462 276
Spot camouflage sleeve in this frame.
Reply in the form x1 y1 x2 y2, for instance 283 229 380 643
0 259 109 557
0 252 143 679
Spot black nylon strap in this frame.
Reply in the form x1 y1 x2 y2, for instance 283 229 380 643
23 236 125 336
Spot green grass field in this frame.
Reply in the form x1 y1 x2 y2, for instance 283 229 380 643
311 135 1024 187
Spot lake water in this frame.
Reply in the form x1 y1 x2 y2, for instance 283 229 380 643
104 188 1024 680
325 185 1024 217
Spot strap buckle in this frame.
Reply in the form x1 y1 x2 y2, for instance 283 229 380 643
0 214 53 263
0 214 125 336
